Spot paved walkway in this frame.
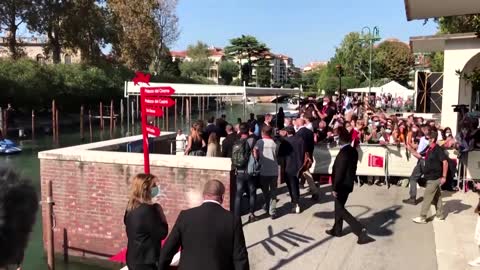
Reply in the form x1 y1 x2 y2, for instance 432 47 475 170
240 183 478 270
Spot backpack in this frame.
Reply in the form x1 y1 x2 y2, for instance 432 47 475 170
231 138 251 169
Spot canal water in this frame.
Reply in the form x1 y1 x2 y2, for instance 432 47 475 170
0 103 279 270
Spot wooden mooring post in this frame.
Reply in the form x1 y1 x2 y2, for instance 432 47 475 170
52 100 56 142
110 100 114 138
32 110 35 140
99 102 104 130
80 105 84 140
55 109 59 143
88 110 93 142
46 180 55 270
120 99 124 125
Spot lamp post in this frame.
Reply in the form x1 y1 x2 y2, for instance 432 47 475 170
336 64 344 103
360 26 381 103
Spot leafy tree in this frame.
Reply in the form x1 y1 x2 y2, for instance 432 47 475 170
153 0 179 70
179 41 212 78
224 35 269 84
0 0 33 59
435 14 480 35
430 52 444 72
374 40 414 86
155 47 181 77
186 41 210 59
302 67 324 91
219 61 239 85
256 59 271 87
179 59 210 78
332 32 370 81
60 0 113 64
107 0 159 70
27 0 70 63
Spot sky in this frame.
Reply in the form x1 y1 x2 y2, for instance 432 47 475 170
173 0 438 67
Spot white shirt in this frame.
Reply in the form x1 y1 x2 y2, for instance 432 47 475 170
176 134 187 151
203 200 222 206
305 122 313 131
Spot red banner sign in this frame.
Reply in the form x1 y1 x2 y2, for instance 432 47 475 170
137 74 176 174
368 154 384 168
146 125 161 136
144 97 175 107
141 86 175 96
145 107 164 117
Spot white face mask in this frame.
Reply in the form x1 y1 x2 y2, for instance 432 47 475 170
385 129 392 134
323 102 328 106
374 122 380 127
412 128 418 132
333 135 339 141
446 132 451 137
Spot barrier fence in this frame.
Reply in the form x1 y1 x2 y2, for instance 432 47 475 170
311 144 480 184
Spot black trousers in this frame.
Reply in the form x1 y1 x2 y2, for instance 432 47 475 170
332 192 363 236
285 173 300 204
409 159 425 199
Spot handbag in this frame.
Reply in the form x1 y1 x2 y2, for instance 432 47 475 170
247 154 261 176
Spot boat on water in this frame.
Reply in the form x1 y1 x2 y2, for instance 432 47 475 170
0 139 22 155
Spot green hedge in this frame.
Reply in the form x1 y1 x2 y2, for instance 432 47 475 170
0 59 204 113
0 58 133 113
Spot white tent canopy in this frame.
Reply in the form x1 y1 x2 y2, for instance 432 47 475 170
347 86 381 94
378 81 415 98
124 82 300 97
347 81 414 98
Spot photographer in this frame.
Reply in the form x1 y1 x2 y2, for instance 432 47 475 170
0 167 38 270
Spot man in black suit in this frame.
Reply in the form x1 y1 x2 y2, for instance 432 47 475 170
222 124 238 158
203 116 221 142
279 126 305 214
295 118 319 200
326 127 373 245
159 180 249 270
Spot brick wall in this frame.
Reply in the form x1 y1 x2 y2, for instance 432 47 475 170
40 158 232 260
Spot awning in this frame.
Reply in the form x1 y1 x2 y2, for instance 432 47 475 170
124 82 300 97
410 33 479 53
405 0 480 21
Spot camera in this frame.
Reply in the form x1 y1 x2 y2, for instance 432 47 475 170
452 104 469 113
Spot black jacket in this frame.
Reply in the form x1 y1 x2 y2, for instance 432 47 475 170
296 127 315 158
159 202 249 270
124 204 169 268
222 133 239 158
332 145 359 194
279 135 305 176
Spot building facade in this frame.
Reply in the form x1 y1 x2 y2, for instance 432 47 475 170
0 36 81 64
172 46 297 86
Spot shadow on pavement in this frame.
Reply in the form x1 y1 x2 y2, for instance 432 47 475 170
246 225 315 256
266 205 403 269
443 199 472 217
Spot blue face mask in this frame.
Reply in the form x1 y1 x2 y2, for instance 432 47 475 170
151 186 160 198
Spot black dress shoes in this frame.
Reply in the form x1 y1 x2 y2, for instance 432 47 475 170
325 229 341 237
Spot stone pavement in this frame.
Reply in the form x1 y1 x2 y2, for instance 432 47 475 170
240 183 478 270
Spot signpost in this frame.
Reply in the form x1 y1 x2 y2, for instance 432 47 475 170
140 85 175 174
